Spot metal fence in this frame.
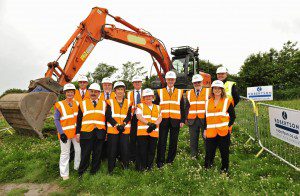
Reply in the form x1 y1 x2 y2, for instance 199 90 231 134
255 103 300 171
235 96 258 144
235 97 300 171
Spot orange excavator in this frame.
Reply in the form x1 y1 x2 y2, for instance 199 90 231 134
0 7 211 138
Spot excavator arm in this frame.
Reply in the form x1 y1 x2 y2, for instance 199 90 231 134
45 7 171 87
0 7 173 138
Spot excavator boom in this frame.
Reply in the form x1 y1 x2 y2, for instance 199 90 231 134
0 7 173 138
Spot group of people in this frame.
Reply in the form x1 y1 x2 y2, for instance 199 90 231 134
54 66 239 180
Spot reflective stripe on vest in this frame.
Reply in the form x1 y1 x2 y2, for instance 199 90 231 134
55 100 79 139
80 99 106 132
224 81 236 98
205 98 230 138
107 98 131 134
187 88 209 119
137 103 160 138
158 88 182 119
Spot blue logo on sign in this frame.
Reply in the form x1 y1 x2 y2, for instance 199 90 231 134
282 111 287 120
257 86 262 92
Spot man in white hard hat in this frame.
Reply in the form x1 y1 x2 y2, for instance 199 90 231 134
74 75 90 102
99 77 115 162
153 71 185 168
185 74 210 158
127 75 143 163
100 77 115 100
105 81 132 173
216 67 240 106
54 83 81 180
76 83 107 176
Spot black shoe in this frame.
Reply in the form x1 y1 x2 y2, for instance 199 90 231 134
157 162 164 168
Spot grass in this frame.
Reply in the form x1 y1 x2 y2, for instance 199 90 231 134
0 100 299 195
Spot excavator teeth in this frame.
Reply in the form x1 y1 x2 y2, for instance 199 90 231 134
0 92 57 138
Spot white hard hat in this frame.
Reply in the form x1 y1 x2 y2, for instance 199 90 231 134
192 74 203 83
113 81 126 89
165 71 176 79
211 80 224 88
142 88 154 96
132 75 143 82
89 83 101 91
216 67 228 74
63 83 76 91
101 77 112 84
77 75 88 82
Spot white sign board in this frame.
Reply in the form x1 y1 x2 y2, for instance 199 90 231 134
269 107 300 148
247 86 273 101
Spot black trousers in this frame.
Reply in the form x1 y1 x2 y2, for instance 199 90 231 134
78 137 104 175
157 119 180 165
107 134 130 173
204 134 230 172
136 136 158 171
188 118 206 157
129 115 138 162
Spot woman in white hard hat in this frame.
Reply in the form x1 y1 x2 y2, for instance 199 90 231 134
54 83 81 180
203 80 236 174
135 88 162 171
105 81 132 173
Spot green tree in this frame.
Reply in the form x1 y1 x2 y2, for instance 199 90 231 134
238 41 300 98
88 63 118 83
119 61 147 90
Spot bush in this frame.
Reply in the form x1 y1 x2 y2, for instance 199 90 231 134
274 87 300 100
0 88 27 98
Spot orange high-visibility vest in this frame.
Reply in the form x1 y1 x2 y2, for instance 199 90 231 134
186 88 210 119
79 99 106 132
205 97 231 138
54 100 79 139
74 89 90 102
158 88 183 119
107 98 132 134
137 103 160 138
99 91 116 101
127 90 143 114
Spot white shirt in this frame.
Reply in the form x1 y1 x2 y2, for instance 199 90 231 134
80 89 87 97
167 86 174 93
134 89 142 105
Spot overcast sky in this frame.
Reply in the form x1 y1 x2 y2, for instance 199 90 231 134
0 0 299 94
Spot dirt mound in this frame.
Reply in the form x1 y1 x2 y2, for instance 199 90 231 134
0 183 63 195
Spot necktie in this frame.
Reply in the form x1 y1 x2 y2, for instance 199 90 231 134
106 92 109 100
136 91 141 105
81 91 85 99
168 88 172 96
93 100 97 107
196 90 199 97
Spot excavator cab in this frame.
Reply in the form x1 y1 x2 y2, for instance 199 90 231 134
171 46 211 89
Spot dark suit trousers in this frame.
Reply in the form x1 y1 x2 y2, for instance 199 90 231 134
129 115 138 161
78 137 104 175
157 118 180 164
107 134 130 173
188 118 206 157
204 134 230 172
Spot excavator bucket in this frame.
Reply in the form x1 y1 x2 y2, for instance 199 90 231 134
0 92 57 138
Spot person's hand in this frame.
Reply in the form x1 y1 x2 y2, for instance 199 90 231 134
203 130 207 139
76 134 80 143
147 123 157 133
180 122 184 128
116 124 125 133
60 133 68 143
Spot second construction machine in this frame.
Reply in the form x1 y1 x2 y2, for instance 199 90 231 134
0 7 211 138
